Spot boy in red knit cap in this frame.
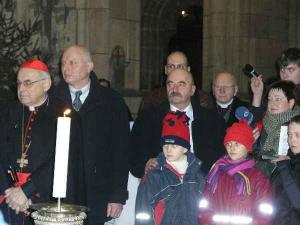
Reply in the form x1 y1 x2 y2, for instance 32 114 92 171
199 120 273 225
135 111 205 225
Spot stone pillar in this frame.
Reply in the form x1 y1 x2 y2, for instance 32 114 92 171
202 0 300 97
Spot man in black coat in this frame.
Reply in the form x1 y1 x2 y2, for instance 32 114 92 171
212 71 250 128
0 59 83 225
129 69 226 178
51 45 130 225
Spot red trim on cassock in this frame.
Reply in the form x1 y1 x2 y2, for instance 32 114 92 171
14 172 31 187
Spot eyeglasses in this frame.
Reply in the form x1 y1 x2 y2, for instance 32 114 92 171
213 85 235 91
166 64 188 70
17 78 47 88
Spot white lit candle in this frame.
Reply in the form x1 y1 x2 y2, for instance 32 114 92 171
52 109 71 198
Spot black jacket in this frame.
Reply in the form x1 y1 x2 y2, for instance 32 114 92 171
272 153 300 225
129 99 226 178
51 73 130 224
213 96 249 128
0 96 83 225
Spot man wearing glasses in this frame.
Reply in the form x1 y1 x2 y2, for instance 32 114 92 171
212 71 249 127
0 59 83 225
138 51 213 114
212 71 265 128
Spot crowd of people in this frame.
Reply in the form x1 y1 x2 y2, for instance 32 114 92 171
0 45 299 225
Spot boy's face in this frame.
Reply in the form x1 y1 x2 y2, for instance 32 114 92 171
163 144 187 162
288 122 300 154
267 89 294 114
280 63 300 85
225 141 249 161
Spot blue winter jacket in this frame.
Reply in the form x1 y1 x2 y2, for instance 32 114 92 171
135 151 205 225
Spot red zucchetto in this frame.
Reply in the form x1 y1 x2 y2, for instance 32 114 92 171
19 59 49 72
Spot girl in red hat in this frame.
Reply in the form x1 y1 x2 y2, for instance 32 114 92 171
199 120 273 225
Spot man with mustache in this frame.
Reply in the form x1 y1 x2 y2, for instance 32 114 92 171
138 51 213 114
129 69 226 178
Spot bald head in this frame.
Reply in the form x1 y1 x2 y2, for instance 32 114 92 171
64 45 93 62
62 45 94 89
165 51 190 75
166 69 196 109
212 71 238 104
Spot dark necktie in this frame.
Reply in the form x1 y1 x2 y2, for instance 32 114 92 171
73 91 82 111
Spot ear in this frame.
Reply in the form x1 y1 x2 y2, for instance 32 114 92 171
183 148 188 153
191 84 196 96
164 66 168 75
289 99 295 109
87 61 94 73
187 66 191 72
234 85 238 96
43 78 52 92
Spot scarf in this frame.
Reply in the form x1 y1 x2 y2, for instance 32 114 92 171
262 106 300 154
207 156 254 195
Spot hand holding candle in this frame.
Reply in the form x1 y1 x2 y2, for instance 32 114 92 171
52 109 71 198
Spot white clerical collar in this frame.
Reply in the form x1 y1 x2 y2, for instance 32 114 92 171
69 79 91 104
216 98 234 108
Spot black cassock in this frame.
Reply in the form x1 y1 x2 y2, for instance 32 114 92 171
0 96 84 225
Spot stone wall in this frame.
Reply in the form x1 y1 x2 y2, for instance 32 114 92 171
15 0 141 91
203 0 300 97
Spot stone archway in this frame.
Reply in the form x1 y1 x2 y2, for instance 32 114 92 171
140 0 203 91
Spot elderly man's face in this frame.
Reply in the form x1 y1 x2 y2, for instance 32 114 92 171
62 46 93 89
17 68 50 107
213 73 237 104
166 69 195 109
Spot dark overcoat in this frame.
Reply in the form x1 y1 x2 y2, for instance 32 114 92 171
0 96 83 225
212 96 249 128
129 99 226 178
51 73 130 225
272 153 300 225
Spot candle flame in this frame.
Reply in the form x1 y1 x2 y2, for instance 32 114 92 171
63 109 71 116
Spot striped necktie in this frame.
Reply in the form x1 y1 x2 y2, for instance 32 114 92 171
73 90 82 111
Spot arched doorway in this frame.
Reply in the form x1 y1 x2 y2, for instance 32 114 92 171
140 0 203 91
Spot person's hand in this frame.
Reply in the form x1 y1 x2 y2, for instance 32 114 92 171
22 199 32 215
145 158 158 174
251 75 264 107
107 203 123 218
5 187 28 214
271 155 290 164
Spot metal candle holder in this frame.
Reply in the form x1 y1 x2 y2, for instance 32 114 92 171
30 203 88 225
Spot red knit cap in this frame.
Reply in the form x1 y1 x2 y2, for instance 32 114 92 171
161 111 190 150
20 59 49 72
224 119 254 152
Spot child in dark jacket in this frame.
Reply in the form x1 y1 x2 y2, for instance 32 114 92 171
272 115 300 225
199 120 273 225
135 111 205 225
